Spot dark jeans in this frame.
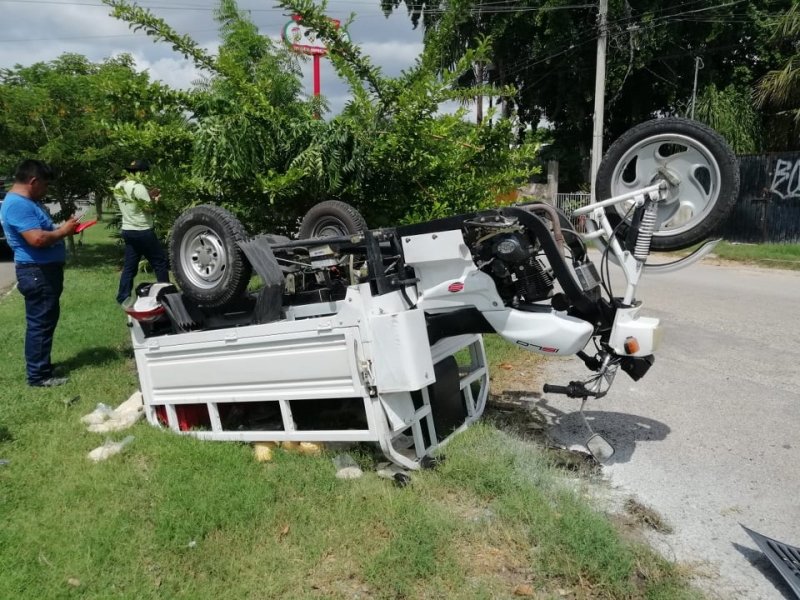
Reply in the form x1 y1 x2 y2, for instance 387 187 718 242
15 263 64 386
117 229 170 304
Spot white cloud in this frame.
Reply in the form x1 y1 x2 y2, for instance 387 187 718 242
125 53 209 91
0 0 426 114
358 40 424 76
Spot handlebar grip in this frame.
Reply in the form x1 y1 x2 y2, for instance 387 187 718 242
543 384 570 395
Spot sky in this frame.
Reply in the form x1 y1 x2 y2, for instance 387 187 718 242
0 0 438 116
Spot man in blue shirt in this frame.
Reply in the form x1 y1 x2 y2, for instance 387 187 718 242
0 160 78 387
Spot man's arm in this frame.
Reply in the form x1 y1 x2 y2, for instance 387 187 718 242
7 202 79 248
132 182 159 213
21 217 79 248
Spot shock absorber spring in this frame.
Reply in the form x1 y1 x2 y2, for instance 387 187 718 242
634 200 659 261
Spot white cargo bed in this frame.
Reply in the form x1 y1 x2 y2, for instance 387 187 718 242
131 284 489 468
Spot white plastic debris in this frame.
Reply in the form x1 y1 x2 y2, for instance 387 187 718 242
81 391 144 433
332 453 363 480
87 436 134 462
80 403 115 425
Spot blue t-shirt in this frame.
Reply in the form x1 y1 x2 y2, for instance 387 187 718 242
0 193 66 264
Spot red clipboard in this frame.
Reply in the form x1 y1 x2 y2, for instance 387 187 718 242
75 219 98 233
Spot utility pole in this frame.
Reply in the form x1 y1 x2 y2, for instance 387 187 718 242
476 61 484 124
690 56 704 120
590 0 609 203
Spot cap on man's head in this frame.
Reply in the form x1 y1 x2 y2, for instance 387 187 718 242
125 159 151 173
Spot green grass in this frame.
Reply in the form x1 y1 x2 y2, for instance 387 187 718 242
672 241 800 270
0 221 702 599
712 242 800 270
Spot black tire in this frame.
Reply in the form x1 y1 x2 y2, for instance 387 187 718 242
596 117 739 251
298 200 368 239
169 204 252 308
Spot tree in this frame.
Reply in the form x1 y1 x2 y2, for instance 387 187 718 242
0 53 183 237
103 0 539 234
382 0 797 186
755 3 800 151
693 82 759 154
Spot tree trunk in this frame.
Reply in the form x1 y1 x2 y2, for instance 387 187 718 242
93 191 103 220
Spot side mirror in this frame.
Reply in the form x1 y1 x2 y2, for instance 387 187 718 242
586 433 615 463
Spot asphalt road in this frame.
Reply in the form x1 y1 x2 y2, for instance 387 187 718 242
540 258 800 599
0 254 14 292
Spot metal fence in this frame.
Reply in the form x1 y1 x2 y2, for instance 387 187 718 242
718 152 800 244
555 192 591 232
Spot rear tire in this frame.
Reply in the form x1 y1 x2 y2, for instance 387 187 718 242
596 118 739 251
169 204 252 308
298 200 368 239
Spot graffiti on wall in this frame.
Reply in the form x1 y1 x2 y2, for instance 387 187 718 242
717 152 800 244
769 158 800 200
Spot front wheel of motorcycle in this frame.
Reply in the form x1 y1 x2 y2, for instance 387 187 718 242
595 117 740 252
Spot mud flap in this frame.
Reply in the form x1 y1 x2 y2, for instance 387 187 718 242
429 356 467 444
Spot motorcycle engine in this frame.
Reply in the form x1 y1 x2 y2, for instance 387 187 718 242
467 224 555 306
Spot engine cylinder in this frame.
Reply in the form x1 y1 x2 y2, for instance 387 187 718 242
514 258 553 302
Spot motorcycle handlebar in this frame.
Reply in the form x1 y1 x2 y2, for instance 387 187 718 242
543 384 570 395
543 382 594 398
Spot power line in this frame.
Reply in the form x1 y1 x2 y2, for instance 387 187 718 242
0 29 222 44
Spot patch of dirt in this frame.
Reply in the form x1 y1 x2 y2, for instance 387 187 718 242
485 390 548 441
306 549 372 599
490 353 546 394
623 498 673 534
484 390 602 477
607 512 650 547
457 537 541 598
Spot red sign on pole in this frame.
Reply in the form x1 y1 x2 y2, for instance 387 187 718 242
281 16 350 118
281 15 349 57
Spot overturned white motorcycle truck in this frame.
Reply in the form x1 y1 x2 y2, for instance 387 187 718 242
123 118 740 468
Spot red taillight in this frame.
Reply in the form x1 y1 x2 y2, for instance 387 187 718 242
124 305 166 323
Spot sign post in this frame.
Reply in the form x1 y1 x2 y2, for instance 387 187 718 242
281 15 350 117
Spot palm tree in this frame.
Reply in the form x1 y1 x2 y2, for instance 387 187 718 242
755 4 800 148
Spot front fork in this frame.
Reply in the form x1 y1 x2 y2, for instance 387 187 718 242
544 350 621 462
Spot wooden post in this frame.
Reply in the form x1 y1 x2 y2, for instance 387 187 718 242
547 160 559 205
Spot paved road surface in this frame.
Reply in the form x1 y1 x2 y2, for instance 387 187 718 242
540 259 800 599
0 255 14 292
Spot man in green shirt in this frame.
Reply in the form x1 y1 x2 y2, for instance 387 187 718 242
114 159 170 304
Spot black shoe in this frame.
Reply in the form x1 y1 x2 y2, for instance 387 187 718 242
52 365 68 377
30 377 70 388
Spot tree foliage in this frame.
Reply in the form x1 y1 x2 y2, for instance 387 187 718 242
754 3 800 151
101 0 538 234
0 53 180 223
693 82 760 154
383 0 798 185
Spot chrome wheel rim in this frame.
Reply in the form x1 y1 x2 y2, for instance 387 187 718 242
179 225 228 290
609 133 722 237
